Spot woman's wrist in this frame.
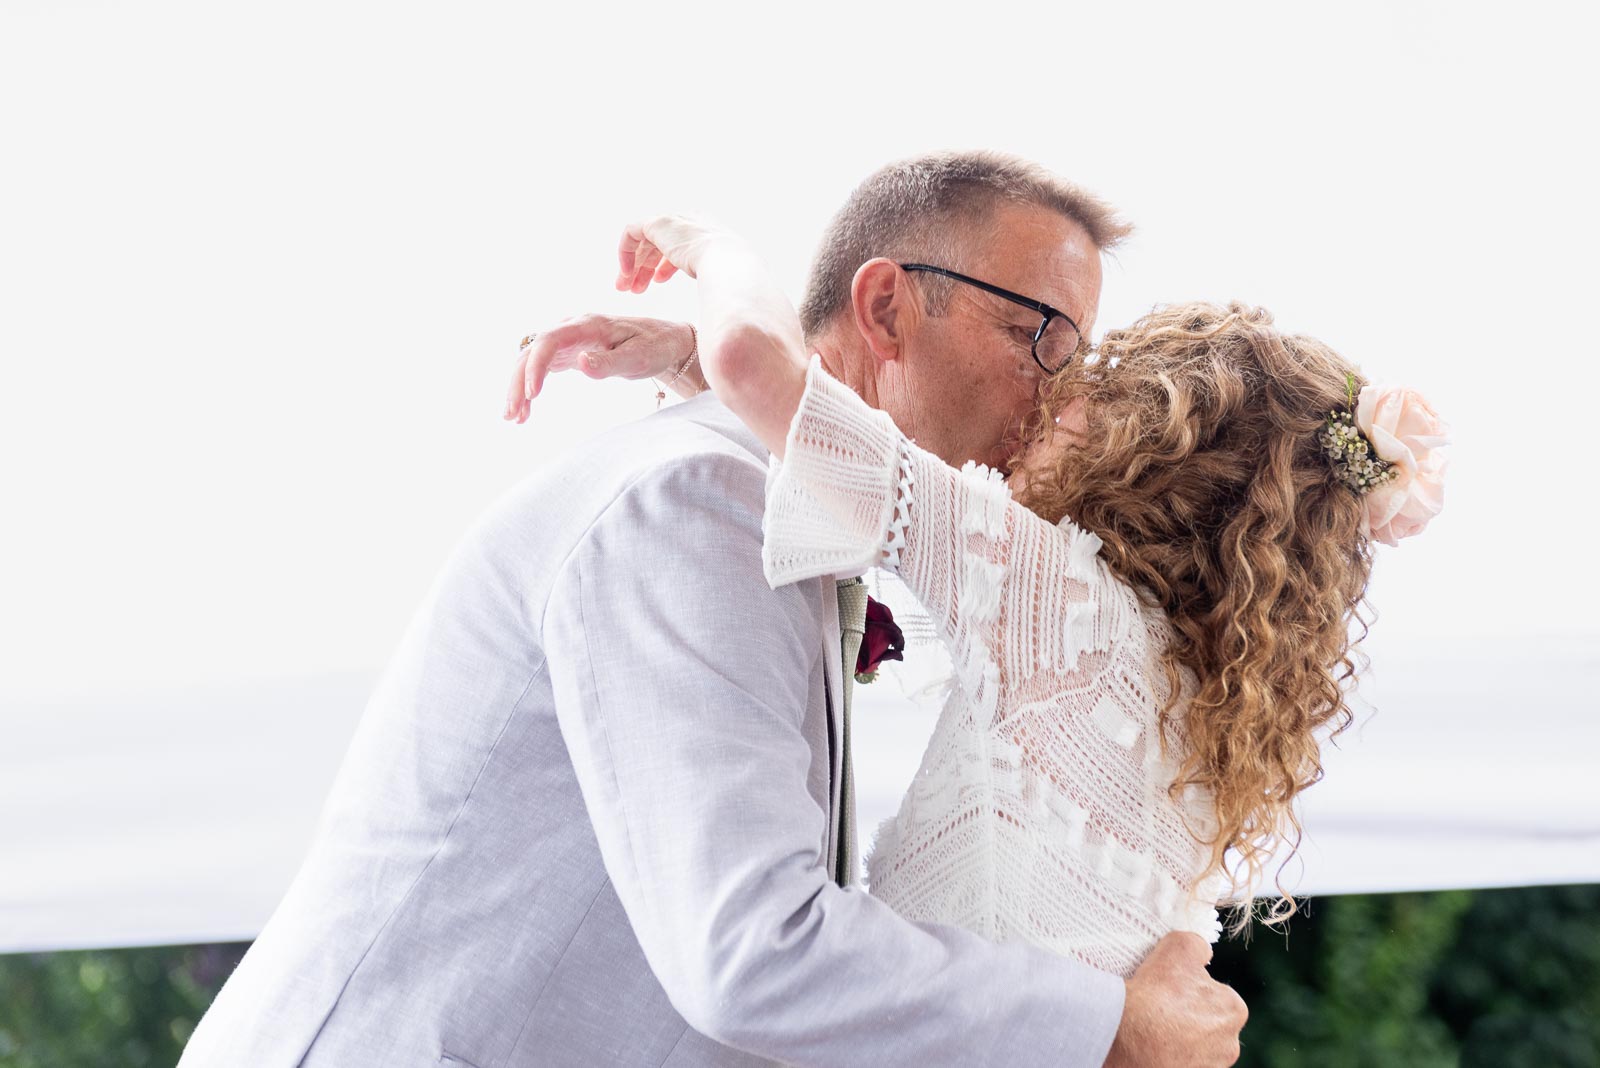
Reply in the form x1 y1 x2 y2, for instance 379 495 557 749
653 323 707 399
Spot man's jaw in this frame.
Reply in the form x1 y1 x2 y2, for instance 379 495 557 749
993 422 1032 475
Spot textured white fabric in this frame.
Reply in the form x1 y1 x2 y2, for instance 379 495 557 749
766 356 1228 979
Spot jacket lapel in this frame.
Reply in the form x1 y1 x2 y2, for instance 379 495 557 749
821 576 844 878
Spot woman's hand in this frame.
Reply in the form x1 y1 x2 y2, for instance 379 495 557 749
504 216 740 422
503 315 698 423
618 216 808 456
512 213 808 459
614 214 735 292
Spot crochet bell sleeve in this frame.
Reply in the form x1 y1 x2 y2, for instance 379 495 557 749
763 356 1118 726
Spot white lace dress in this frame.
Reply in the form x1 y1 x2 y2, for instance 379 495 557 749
762 356 1228 978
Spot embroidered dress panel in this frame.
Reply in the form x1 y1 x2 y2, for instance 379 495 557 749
764 355 1226 978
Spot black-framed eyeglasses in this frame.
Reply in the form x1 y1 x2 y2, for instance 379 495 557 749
899 263 1086 375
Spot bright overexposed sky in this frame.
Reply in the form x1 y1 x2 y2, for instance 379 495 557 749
4 1 1599 949
2 0 1595 705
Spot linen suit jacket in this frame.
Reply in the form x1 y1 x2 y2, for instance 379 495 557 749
178 392 1125 1067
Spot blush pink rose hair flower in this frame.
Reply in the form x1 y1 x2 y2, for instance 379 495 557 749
1353 384 1452 546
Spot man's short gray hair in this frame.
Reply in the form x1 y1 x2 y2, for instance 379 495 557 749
798 150 1132 342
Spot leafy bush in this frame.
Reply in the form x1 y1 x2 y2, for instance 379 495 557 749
2 885 1595 1065
0 942 246 1068
1210 884 1600 1067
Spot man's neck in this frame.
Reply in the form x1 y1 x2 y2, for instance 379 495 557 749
811 338 882 412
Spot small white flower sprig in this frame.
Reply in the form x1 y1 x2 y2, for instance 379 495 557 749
1320 372 1400 496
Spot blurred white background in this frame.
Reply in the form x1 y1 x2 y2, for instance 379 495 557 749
2 0 1596 950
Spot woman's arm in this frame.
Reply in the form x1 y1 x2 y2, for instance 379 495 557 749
514 216 1122 720
506 216 806 447
618 216 808 458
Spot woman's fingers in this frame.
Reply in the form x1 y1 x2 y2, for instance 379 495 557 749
504 345 533 420
618 223 665 291
619 218 698 292
524 329 576 401
627 253 655 293
628 242 665 293
506 315 699 422
616 224 645 286
516 318 619 405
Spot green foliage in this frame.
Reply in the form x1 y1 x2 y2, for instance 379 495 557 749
1210 884 1600 1068
1 886 1596 1065
1437 884 1600 1068
1211 891 1473 1066
0 943 246 1068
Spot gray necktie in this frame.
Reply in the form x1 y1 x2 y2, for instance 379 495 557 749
834 577 867 887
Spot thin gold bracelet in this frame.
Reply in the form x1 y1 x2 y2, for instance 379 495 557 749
655 324 699 409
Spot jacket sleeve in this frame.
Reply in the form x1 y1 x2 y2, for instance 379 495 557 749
541 448 1125 1067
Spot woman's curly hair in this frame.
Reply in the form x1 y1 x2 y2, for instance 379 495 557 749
1012 301 1376 933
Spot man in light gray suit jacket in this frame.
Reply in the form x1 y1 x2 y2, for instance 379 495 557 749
180 152 1246 1067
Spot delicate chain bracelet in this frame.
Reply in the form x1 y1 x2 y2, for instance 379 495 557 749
655 324 700 409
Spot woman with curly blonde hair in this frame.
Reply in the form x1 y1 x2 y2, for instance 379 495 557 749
1012 301 1449 930
520 215 1451 979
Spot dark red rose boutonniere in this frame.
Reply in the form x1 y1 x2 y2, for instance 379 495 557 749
855 596 906 685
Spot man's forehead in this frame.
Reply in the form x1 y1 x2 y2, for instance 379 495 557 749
969 204 1101 321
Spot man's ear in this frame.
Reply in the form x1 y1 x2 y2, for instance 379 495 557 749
848 259 916 364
